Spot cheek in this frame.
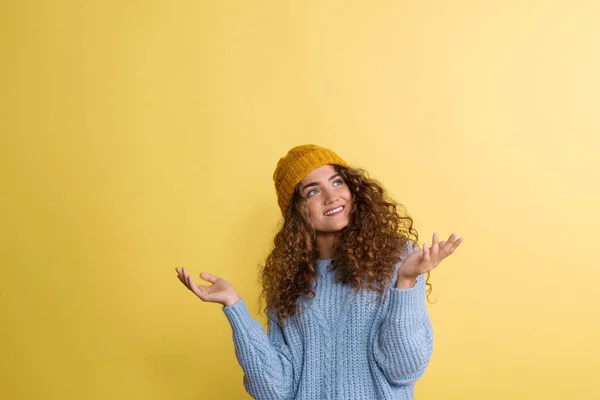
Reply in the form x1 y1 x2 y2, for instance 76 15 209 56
343 189 353 206
346 198 354 216
306 203 320 220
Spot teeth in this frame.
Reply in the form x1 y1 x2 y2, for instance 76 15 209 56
324 206 343 216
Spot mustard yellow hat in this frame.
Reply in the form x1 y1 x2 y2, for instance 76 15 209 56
273 144 350 216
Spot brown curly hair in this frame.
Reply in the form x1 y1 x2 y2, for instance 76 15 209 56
258 164 432 327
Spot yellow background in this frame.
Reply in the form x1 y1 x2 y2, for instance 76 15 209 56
2 1 599 399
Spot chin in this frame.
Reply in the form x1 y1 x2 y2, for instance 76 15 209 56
318 219 351 233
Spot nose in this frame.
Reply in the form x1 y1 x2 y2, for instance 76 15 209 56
322 186 338 204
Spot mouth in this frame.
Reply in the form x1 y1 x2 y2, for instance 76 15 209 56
323 205 345 217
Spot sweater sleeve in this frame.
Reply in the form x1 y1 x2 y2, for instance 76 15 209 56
222 298 295 400
373 243 434 385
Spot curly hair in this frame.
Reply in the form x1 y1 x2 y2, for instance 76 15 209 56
258 164 432 327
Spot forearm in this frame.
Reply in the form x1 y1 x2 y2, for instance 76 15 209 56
374 274 433 384
222 298 295 399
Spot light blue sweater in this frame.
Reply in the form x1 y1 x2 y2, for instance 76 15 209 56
222 244 433 400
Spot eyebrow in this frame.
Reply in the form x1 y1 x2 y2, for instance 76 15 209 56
301 173 341 193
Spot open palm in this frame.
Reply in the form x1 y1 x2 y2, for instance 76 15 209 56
175 267 240 306
398 232 463 280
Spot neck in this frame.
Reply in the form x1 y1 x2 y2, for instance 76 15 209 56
316 231 336 259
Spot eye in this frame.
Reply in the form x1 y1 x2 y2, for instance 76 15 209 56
306 179 344 198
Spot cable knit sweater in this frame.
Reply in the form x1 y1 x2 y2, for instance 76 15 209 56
222 244 434 400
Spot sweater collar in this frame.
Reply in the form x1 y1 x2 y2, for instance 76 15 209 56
316 259 334 276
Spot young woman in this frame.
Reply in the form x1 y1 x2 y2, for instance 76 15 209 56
175 144 463 400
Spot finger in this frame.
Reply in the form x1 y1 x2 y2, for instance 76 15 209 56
441 233 457 253
446 232 457 245
186 274 199 293
199 272 219 284
443 235 463 257
422 242 430 262
432 232 439 255
187 275 206 299
175 267 186 285
182 267 193 289
449 237 464 253
175 267 185 285
190 277 210 301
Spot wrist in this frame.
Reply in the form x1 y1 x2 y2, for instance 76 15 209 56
223 294 241 307
396 276 417 289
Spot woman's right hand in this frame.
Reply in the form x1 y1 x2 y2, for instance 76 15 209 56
175 267 241 307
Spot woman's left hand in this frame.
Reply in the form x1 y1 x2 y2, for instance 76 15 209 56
397 232 463 285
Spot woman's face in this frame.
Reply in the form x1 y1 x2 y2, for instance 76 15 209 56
299 164 353 233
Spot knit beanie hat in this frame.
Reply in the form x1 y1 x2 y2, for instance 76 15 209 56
273 144 350 216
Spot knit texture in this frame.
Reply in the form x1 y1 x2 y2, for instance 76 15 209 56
272 144 351 216
222 242 434 400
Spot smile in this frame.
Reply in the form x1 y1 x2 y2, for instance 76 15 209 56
324 206 344 216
